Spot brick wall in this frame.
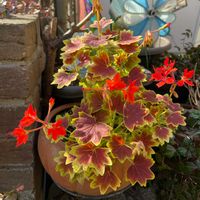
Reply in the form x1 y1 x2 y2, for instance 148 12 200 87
0 15 45 199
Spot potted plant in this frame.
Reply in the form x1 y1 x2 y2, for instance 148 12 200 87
11 0 194 197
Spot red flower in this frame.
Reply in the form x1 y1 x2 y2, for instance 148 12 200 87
47 119 66 141
19 104 37 128
123 81 139 103
12 128 28 147
150 57 177 87
106 73 126 91
49 97 55 109
177 68 194 87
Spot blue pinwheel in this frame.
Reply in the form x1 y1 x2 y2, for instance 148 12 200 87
110 0 187 38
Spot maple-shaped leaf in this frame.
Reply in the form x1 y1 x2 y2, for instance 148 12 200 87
62 52 76 65
62 38 85 55
142 91 158 103
89 52 116 79
54 151 74 178
124 53 141 71
73 112 112 145
71 102 90 119
90 169 121 194
51 68 78 89
119 30 142 46
71 143 112 175
124 102 147 131
123 67 145 87
154 126 173 145
166 112 186 127
144 113 155 123
83 32 109 47
90 17 113 29
108 135 132 163
86 91 103 112
111 93 124 114
134 132 157 155
77 50 90 67
126 155 155 186
156 94 183 112
93 109 110 123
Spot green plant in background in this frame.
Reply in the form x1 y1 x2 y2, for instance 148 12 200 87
154 108 200 200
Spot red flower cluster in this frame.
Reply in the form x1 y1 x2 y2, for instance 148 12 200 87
12 98 66 147
106 73 139 103
151 57 194 88
47 119 66 141
177 68 194 86
12 105 37 147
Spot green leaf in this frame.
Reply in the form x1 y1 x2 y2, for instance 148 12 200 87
177 147 187 157
177 162 197 174
164 144 176 158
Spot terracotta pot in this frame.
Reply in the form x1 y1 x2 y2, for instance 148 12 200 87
38 104 131 197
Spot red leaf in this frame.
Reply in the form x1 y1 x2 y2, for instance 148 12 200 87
90 169 121 194
19 104 37 128
166 112 186 127
52 68 78 89
77 50 90 67
106 73 126 91
90 52 116 79
111 93 124 114
93 109 110 123
12 128 28 147
154 126 173 145
90 17 113 29
47 119 66 141
62 38 85 55
109 135 132 163
54 151 74 178
124 53 141 71
123 67 146 86
83 32 109 47
144 113 155 123
86 91 104 112
126 155 155 186
134 132 157 154
142 91 158 103
119 30 142 46
124 102 147 131
156 94 183 112
71 103 90 118
74 112 112 145
72 143 112 175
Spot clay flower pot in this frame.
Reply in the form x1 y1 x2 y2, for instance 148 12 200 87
38 104 131 197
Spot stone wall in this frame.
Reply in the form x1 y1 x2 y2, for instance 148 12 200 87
0 15 46 199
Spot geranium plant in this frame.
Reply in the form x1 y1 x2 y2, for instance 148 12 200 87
11 1 194 195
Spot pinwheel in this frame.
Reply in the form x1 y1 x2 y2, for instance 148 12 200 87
110 0 187 38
